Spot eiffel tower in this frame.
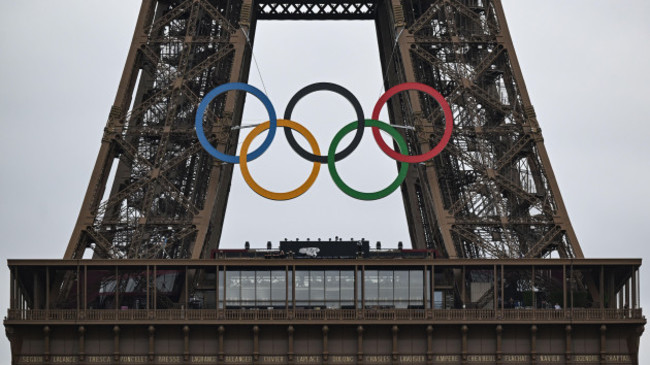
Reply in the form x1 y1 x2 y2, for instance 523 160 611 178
4 1 644 364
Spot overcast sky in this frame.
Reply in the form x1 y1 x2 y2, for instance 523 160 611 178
1 0 649 361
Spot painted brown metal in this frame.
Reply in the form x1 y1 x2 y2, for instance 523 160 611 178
375 0 583 258
4 259 645 364
62 0 584 262
5 0 644 364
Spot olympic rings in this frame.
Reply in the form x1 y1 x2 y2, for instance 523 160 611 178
328 120 409 201
283 82 365 163
195 82 277 164
240 120 320 201
195 81 454 200
371 82 454 163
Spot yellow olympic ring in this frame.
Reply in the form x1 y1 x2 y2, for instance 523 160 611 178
239 119 321 201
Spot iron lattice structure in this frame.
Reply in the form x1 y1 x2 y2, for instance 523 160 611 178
64 0 583 261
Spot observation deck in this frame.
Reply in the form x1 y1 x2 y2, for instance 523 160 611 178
4 246 645 364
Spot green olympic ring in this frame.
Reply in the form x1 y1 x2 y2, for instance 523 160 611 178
328 119 409 201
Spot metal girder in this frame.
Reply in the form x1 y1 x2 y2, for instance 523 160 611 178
257 1 377 20
375 0 582 258
65 0 253 260
66 0 583 262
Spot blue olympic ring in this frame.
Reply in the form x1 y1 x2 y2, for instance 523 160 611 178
195 82 277 164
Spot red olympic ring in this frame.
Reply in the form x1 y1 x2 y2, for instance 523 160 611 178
371 82 454 163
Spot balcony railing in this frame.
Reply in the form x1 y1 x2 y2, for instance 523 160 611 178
6 308 643 322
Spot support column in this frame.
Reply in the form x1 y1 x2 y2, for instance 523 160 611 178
78 326 85 362
43 326 50 362
565 325 572 363
461 325 468 365
531 325 537 365
426 326 433 365
183 325 190 361
218 326 225 362
148 325 155 362
357 325 364 364
287 326 294 364
33 272 41 309
322 325 329 362
392 325 399 364
563 265 568 312
252 325 259 363
113 325 120 362
632 270 638 310
600 325 606 365
495 325 502 364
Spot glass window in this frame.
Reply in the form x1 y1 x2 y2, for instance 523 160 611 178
365 270 379 306
271 270 286 306
218 269 224 309
325 270 340 306
256 270 271 306
378 270 394 306
434 291 443 309
341 270 354 308
225 270 240 306
295 270 309 307
288 270 293 302
357 270 363 308
310 270 325 304
409 270 424 307
426 268 432 308
394 271 409 308
241 271 255 306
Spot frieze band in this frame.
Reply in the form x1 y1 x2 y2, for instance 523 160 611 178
16 354 633 364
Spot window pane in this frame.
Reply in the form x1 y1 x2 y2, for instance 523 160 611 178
241 271 255 304
426 268 431 308
341 270 354 302
256 270 271 306
357 270 362 309
225 270 240 305
365 270 379 305
218 269 225 309
409 270 424 304
325 270 340 303
394 271 409 308
434 291 443 309
378 270 394 305
295 270 309 306
271 270 286 304
288 270 293 302
310 270 325 302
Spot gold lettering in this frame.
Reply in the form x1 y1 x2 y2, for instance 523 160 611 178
538 355 561 362
259 356 285 363
467 354 496 362
399 355 426 363
364 355 392 363
19 356 44 363
52 356 77 363
156 355 182 363
87 355 112 363
330 355 356 363
605 354 631 362
296 355 321 363
119 355 147 363
435 355 460 362
572 355 599 362
224 355 252 363
503 355 528 362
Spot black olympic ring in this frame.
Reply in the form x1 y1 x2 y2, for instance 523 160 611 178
283 82 365 163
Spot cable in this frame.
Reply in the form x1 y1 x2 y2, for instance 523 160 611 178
378 28 405 97
240 28 269 97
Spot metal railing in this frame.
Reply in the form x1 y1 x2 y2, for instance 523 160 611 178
6 308 643 322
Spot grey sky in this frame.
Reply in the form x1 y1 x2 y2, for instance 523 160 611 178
1 0 649 361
